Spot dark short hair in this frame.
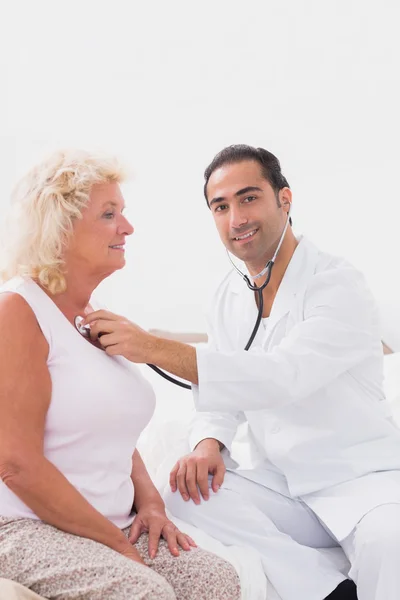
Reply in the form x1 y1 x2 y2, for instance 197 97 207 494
203 144 290 205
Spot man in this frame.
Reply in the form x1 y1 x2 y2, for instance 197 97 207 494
84 145 400 600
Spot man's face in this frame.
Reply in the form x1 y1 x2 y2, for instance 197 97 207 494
206 160 291 268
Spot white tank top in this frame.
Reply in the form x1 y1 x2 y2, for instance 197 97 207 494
0 277 156 528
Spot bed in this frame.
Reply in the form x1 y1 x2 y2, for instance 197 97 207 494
1 351 399 600
137 348 400 600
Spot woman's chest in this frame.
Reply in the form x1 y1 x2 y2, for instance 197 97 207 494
45 345 156 436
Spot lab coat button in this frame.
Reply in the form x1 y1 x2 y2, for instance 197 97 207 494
271 425 281 434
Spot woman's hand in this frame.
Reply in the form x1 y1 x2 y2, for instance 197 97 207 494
83 310 155 363
128 504 197 559
118 544 147 565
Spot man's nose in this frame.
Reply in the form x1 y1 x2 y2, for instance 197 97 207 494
230 206 248 230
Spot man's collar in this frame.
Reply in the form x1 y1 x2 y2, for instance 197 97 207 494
226 236 321 348
229 235 319 296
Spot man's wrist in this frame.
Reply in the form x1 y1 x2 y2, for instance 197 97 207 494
146 336 198 384
195 438 224 452
142 332 160 363
144 334 175 364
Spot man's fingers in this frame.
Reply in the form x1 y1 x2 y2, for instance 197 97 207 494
169 463 179 492
98 333 120 348
196 459 210 500
211 463 226 493
148 526 162 560
89 321 114 340
104 344 121 356
83 310 120 325
185 461 200 504
176 463 190 501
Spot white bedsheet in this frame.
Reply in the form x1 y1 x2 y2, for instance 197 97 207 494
137 353 400 600
140 426 351 600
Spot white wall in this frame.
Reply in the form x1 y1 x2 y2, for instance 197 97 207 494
1 0 400 349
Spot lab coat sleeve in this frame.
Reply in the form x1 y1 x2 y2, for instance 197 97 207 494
189 386 244 452
189 308 244 452
194 268 380 413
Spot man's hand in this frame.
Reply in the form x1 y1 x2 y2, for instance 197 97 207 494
128 504 196 559
169 439 226 504
83 310 155 363
83 310 199 384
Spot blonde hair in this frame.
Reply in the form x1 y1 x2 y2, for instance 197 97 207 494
0 149 125 294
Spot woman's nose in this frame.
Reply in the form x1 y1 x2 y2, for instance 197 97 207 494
119 215 134 235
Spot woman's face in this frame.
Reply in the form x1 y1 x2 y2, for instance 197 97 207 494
65 182 134 277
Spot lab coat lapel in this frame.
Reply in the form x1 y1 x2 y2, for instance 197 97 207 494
229 237 320 349
266 237 320 335
229 269 265 349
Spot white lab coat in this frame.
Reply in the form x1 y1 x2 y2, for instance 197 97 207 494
190 236 400 541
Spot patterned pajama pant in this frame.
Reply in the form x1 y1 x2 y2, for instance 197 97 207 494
0 517 241 600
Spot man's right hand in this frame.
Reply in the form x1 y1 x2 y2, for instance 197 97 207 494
169 439 226 505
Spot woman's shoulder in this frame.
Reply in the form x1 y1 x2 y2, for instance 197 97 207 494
0 287 34 313
0 290 42 334
0 277 37 319
0 291 48 362
0 277 49 341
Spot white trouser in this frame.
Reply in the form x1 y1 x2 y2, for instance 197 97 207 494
164 471 346 600
341 503 400 600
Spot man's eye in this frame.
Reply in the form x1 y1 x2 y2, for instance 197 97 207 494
215 205 228 213
103 212 115 219
243 196 256 203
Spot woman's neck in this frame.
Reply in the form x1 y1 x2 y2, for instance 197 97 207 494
37 271 104 321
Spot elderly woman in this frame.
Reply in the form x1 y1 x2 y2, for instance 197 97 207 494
0 151 241 600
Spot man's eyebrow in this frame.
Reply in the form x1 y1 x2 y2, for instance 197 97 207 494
209 186 263 208
235 186 263 196
209 196 225 208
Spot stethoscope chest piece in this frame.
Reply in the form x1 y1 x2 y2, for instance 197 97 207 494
74 316 91 338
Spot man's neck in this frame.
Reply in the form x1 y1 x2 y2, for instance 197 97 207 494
246 230 298 317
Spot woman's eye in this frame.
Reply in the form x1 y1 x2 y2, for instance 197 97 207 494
103 212 115 219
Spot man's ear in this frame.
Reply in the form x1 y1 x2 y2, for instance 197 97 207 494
280 187 292 214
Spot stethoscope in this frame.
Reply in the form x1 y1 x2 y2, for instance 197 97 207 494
75 206 292 391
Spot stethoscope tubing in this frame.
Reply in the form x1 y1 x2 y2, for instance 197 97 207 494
75 209 290 391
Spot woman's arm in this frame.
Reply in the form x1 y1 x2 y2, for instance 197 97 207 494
0 294 142 563
131 449 164 511
129 448 196 558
